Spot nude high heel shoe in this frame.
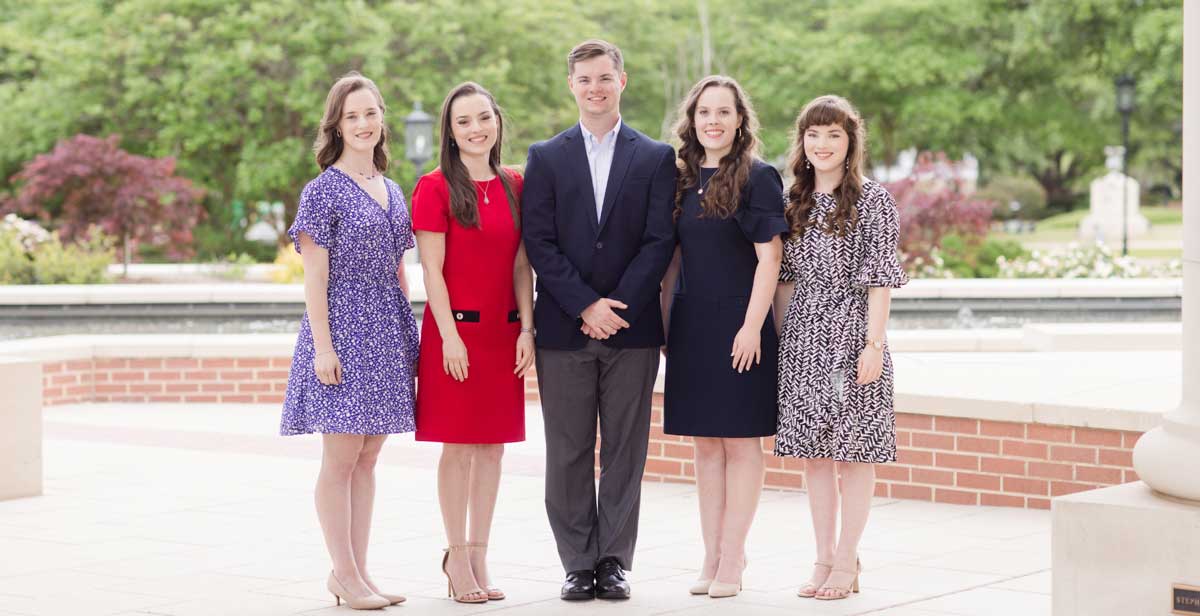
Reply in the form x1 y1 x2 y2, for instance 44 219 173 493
814 557 861 601
707 557 746 598
706 579 742 598
689 578 713 595
797 561 833 598
467 542 505 600
442 545 488 603
326 571 389 610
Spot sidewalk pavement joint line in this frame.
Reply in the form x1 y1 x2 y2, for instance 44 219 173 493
849 567 1051 615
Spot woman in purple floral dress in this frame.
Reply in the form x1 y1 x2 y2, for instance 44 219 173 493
281 72 418 610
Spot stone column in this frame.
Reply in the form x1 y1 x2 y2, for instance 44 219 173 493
0 357 42 501
1131 0 1200 501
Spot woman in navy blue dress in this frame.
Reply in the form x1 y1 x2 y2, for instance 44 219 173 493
661 75 786 598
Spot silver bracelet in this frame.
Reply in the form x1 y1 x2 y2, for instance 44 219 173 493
519 327 535 334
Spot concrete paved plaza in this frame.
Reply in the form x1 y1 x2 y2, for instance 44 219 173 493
0 404 1051 615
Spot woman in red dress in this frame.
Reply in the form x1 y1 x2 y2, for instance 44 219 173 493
412 82 533 604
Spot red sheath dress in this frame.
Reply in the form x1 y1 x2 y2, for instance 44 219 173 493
412 168 525 443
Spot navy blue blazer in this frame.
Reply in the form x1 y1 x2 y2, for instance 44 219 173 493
522 123 677 351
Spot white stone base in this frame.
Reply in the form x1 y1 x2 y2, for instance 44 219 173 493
1053 481 1200 615
1078 213 1150 243
0 358 42 501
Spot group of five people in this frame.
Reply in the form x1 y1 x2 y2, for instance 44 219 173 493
279 38 908 610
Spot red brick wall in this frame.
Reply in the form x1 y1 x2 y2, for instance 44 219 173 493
43 357 1141 509
42 357 291 405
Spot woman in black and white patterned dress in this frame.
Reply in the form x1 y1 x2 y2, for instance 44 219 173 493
773 95 908 602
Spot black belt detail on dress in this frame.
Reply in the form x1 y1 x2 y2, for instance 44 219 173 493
452 309 480 322
449 309 520 323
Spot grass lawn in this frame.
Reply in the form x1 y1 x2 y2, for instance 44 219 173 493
991 206 1183 260
1036 205 1183 230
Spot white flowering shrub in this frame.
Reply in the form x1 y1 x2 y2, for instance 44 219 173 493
997 242 1182 279
0 214 113 284
904 248 957 279
0 213 52 251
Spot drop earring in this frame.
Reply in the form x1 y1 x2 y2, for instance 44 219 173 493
805 158 812 170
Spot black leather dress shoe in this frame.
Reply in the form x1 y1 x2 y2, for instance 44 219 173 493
594 557 631 600
561 569 596 601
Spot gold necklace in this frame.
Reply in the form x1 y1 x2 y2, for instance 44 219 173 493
480 176 495 204
697 167 717 195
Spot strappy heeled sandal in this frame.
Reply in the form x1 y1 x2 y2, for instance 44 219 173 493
814 557 861 601
442 545 488 603
467 542 504 601
797 561 833 598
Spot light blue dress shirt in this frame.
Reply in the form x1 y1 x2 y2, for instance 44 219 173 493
580 118 622 222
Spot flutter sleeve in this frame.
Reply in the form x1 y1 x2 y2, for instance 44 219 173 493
778 253 797 283
733 161 789 244
287 177 337 253
856 184 909 288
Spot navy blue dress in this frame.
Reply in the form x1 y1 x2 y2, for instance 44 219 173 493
664 160 788 437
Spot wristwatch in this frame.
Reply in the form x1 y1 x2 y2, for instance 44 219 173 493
865 338 886 351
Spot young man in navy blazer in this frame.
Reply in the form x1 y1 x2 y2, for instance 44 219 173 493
521 39 677 601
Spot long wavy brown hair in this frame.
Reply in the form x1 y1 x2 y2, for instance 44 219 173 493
437 82 519 228
314 72 390 172
785 95 867 237
672 75 761 220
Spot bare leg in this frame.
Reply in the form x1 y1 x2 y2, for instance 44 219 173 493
467 444 504 594
439 444 485 601
713 437 764 585
692 437 726 581
818 462 874 598
316 434 373 597
349 435 390 595
801 457 839 594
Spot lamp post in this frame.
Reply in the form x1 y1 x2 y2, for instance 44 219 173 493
1115 74 1136 256
404 102 434 175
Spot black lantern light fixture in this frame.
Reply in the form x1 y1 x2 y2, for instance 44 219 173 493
1114 74 1136 256
404 102 434 175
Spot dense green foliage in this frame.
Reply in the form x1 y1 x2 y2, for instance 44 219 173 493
937 234 1028 279
0 0 1182 249
976 175 1048 221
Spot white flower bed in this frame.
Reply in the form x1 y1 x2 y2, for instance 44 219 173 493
997 242 1181 279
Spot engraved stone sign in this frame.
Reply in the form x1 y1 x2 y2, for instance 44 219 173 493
1175 584 1200 615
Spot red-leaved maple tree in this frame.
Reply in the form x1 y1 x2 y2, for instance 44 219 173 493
6 134 205 269
886 177 994 268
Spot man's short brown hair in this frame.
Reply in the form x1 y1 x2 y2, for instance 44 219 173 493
567 39 624 75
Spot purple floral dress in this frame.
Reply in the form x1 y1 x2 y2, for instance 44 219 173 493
280 167 419 435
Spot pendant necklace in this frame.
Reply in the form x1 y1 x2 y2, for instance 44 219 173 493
697 168 717 195
480 176 495 204
353 166 378 182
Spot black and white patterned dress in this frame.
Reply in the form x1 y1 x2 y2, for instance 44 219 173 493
775 180 908 462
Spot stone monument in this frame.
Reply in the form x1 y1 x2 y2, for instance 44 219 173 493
1078 146 1149 243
